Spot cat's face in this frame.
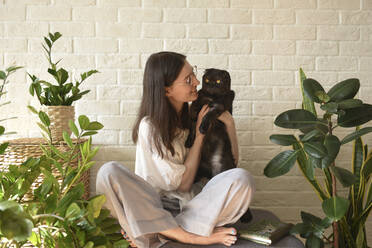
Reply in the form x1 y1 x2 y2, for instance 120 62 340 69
202 68 231 95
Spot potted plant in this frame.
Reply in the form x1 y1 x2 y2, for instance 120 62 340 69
28 32 98 142
0 111 128 247
0 64 127 247
264 69 372 248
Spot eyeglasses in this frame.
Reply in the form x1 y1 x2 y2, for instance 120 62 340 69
184 65 198 85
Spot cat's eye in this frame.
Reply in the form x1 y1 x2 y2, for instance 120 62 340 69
205 78 209 83
216 80 221 84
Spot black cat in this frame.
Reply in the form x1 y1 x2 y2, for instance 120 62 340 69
185 68 236 180
185 68 252 223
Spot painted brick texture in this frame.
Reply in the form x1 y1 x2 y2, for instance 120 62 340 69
1 0 371 241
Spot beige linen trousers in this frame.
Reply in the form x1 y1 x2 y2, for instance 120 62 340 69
96 161 255 248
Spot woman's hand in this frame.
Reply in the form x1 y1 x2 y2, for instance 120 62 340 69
217 111 234 127
196 105 209 137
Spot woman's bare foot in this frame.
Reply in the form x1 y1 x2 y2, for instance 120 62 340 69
209 226 238 246
160 226 238 246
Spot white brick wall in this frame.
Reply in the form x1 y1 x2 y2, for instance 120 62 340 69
1 0 371 242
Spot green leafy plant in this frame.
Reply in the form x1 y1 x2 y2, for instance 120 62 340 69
0 110 128 248
264 68 372 248
0 65 23 151
28 32 98 106
0 65 33 247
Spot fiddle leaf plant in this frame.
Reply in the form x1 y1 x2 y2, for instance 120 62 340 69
264 68 372 248
0 110 128 247
28 32 98 106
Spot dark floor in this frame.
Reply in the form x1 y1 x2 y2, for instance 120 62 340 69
161 209 304 248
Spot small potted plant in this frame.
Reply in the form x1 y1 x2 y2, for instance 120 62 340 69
28 32 98 142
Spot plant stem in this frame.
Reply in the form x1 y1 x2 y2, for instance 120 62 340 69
33 213 65 222
328 120 339 248
61 136 82 199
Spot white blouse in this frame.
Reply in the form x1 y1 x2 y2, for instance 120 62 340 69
134 117 195 209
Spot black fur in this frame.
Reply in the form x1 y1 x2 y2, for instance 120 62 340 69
185 68 236 181
185 68 252 223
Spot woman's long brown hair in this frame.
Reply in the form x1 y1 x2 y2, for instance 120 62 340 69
132 51 190 158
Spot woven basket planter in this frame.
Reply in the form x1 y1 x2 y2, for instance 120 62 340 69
45 105 75 142
0 138 90 201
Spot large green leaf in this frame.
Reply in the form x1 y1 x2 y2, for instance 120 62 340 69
321 135 341 168
337 104 372 127
38 111 50 126
1 211 33 241
341 127 372 145
0 142 9 154
330 166 356 187
303 142 327 159
86 121 104 131
322 196 349 221
264 150 299 178
0 70 6 79
274 109 318 129
65 202 82 220
299 68 317 116
293 142 327 200
0 126 5 135
269 134 297 146
78 115 90 130
305 235 324 248
113 239 130 248
69 120 79 137
338 99 363 109
352 135 364 206
300 129 323 143
87 195 106 218
300 211 325 238
63 131 73 148
303 78 327 103
56 183 84 215
320 102 338 114
327 78 360 102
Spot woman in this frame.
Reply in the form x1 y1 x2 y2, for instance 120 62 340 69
96 52 255 248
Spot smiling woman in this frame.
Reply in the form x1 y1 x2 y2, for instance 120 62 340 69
96 51 255 247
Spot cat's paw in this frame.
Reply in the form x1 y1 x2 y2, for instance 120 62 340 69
199 121 209 134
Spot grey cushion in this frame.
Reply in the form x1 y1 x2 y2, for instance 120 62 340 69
161 209 304 248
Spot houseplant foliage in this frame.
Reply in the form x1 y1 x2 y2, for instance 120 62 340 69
28 32 99 142
264 69 372 248
0 65 31 246
28 32 98 106
0 109 128 248
0 65 23 150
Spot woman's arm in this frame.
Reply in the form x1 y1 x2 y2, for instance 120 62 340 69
177 105 209 192
218 111 239 165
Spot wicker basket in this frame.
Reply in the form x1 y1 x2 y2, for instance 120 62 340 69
0 138 90 201
45 105 75 142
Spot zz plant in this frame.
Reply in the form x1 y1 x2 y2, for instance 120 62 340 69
28 32 98 106
0 109 129 248
0 65 32 246
264 69 372 248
